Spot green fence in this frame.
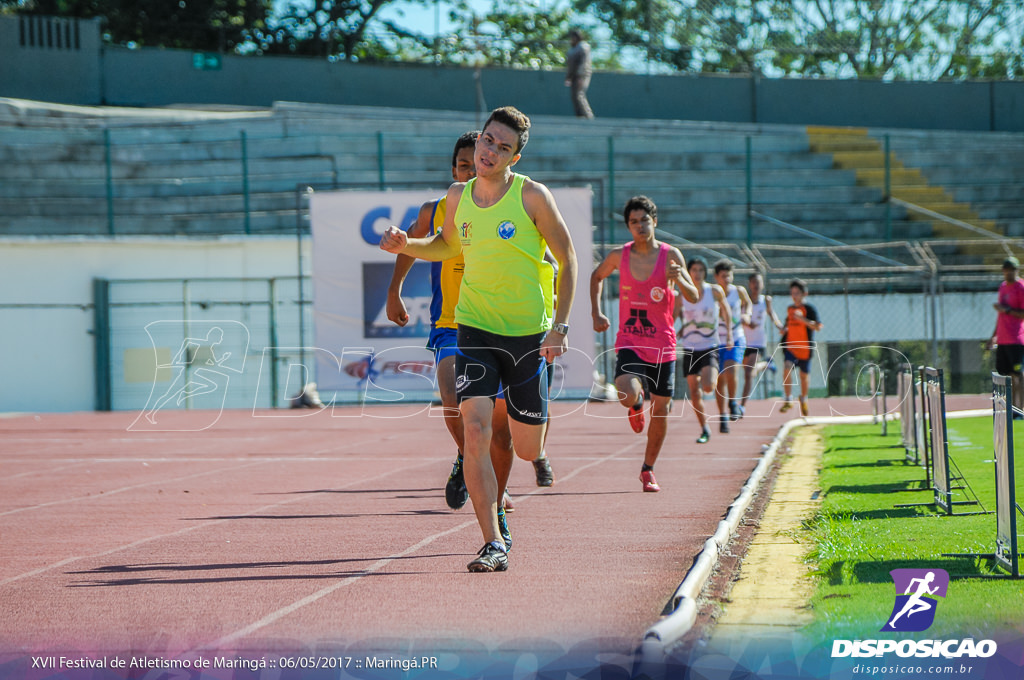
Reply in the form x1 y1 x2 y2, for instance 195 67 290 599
8 122 988 245
78 238 1013 413
93 276 311 412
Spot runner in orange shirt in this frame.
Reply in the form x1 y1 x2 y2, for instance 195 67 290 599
779 279 823 416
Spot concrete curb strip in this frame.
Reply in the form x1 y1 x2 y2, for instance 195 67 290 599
640 407 991 657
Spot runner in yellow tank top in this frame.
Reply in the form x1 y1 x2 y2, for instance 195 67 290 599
381 106 578 573
454 174 555 336
386 131 556 516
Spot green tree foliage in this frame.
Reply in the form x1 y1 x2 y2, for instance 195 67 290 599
371 0 580 69
437 0 574 68
249 0 395 61
11 0 272 52
574 0 1024 79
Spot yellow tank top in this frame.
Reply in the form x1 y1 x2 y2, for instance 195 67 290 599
453 174 554 336
431 195 463 330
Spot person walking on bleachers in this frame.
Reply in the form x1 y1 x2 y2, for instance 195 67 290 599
565 29 594 119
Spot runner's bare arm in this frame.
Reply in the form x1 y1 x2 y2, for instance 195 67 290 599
544 249 560 309
765 295 785 331
737 285 753 326
386 201 435 326
380 184 464 261
674 293 684 337
590 248 623 333
713 284 734 349
668 247 699 303
525 180 578 361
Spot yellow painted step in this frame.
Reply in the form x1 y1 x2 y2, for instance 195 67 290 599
907 204 977 221
982 251 1024 265
806 126 868 136
959 241 1011 257
808 137 883 153
856 168 927 186
830 151 903 169
892 186 955 203
805 125 1004 250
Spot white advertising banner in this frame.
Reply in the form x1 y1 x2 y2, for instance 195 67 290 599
310 187 595 402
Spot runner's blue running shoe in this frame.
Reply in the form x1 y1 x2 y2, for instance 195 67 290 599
497 507 511 552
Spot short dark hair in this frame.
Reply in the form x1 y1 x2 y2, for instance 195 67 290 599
749 271 764 283
713 258 734 275
623 195 657 224
452 130 479 168
483 106 531 154
790 278 808 294
688 256 708 274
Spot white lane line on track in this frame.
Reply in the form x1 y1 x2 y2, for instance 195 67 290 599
199 439 644 651
0 457 455 465
0 461 269 518
0 458 442 587
1 460 95 481
0 435 385 484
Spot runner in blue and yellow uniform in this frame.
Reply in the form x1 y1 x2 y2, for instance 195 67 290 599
381 106 578 572
387 132 476 498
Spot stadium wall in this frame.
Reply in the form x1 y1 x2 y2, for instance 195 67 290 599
0 15 103 106
0 237 307 413
1 15 1022 131
0 235 997 413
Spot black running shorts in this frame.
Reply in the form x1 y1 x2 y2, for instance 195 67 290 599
680 347 719 377
614 348 675 398
996 343 1024 376
456 324 549 425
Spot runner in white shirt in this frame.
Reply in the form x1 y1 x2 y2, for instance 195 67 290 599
741 272 784 410
677 256 732 443
713 259 752 432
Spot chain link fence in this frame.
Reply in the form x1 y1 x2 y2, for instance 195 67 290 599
75 237 1018 412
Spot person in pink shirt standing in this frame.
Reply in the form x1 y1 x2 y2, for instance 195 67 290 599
591 196 699 492
988 256 1024 419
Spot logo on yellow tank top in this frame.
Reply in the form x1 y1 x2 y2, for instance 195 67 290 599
497 220 517 240
460 221 472 244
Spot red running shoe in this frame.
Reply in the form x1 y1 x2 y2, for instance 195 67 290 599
628 401 645 433
640 470 660 492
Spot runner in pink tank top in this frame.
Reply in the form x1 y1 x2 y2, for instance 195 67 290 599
616 242 677 363
591 196 699 492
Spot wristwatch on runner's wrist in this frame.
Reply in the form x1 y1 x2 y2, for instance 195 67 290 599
552 322 570 335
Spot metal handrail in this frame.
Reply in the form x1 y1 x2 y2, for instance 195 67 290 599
750 210 910 269
890 197 1004 241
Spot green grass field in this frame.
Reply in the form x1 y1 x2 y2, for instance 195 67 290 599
804 418 1024 640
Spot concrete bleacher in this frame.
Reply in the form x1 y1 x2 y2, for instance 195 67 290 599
0 98 1021 249
883 133 1024 241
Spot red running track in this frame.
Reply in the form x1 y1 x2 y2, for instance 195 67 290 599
0 395 988 667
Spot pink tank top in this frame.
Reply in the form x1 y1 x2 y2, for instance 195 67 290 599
615 242 677 364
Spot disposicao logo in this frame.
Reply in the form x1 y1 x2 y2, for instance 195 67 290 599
831 567 998 659
882 568 948 632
